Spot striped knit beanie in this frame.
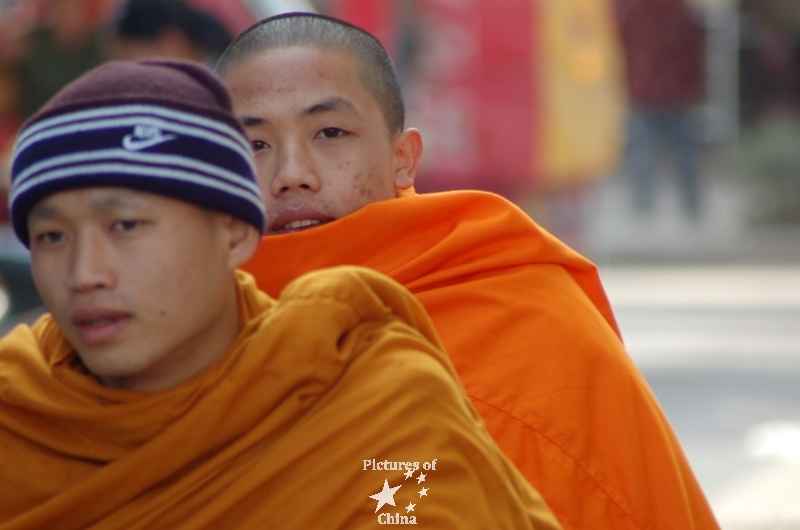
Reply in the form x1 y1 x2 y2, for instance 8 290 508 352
10 60 264 246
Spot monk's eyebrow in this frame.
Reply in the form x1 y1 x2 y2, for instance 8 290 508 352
28 204 58 220
89 193 151 212
241 116 267 127
303 97 357 116
28 191 151 223
238 97 357 127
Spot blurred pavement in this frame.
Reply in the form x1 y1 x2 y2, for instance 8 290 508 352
586 161 800 528
580 153 800 530
600 265 800 528
582 168 800 266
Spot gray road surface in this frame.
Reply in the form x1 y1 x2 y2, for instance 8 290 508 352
601 266 800 529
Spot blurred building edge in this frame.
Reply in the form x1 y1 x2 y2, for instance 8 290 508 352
738 0 800 225
113 0 233 65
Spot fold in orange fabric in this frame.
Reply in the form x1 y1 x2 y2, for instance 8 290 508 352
0 268 561 529
243 190 720 530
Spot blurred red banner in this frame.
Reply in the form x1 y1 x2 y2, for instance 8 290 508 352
329 0 625 195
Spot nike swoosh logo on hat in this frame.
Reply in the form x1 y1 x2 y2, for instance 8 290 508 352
122 133 177 151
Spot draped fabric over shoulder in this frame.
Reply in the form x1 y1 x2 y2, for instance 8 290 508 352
243 190 719 530
0 269 560 530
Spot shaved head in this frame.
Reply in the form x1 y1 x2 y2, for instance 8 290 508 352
215 12 404 135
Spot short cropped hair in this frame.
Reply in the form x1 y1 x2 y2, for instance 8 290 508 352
215 13 404 134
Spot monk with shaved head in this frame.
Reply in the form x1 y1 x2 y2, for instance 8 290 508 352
215 13 418 234
218 12 719 530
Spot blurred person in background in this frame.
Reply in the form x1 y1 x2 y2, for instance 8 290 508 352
3 0 110 119
616 0 706 217
112 0 232 66
0 0 109 216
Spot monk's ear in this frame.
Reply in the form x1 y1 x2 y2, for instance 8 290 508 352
393 128 423 190
224 217 261 270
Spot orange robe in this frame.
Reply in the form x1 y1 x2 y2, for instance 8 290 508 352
0 268 561 529
243 191 720 530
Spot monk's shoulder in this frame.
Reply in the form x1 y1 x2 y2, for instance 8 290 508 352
279 266 437 332
279 265 394 304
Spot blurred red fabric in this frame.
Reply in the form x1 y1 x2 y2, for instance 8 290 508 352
329 0 539 195
616 0 705 106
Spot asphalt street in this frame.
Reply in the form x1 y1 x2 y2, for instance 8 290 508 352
601 266 800 529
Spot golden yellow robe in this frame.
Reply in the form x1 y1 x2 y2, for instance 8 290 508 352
0 267 560 529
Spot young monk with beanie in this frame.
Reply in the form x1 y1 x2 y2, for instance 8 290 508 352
0 60 562 529
216 12 720 530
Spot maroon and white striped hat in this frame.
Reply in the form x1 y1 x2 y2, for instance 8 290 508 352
10 60 265 246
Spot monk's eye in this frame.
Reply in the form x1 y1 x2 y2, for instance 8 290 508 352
316 128 347 139
33 230 66 246
251 140 269 151
112 220 144 233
